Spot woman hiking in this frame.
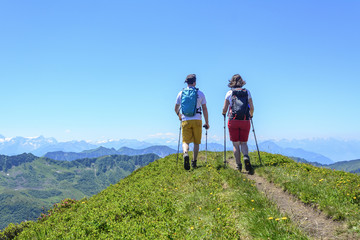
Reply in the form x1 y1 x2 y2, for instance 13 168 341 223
222 74 254 174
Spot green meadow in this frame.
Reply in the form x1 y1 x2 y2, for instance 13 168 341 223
2 151 360 239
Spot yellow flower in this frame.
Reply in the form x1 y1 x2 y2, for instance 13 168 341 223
268 217 274 220
81 202 85 204
199 207 202 210
281 217 288 220
252 208 255 211
175 188 178 190
217 208 220 211
354 197 357 200
275 218 280 221
190 227 194 230
164 188 167 191
210 192 213 195
251 200 255 202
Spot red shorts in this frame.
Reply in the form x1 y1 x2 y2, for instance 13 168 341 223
228 120 250 142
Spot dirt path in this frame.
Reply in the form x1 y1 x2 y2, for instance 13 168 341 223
226 157 357 240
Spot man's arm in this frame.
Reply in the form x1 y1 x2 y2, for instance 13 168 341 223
174 104 182 121
202 104 210 129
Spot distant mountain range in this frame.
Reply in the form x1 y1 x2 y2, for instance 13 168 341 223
43 142 333 165
1 134 359 164
45 146 176 161
272 138 360 162
257 141 334 165
0 135 153 156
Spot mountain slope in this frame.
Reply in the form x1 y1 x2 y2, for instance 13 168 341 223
44 146 119 161
254 152 360 237
117 145 176 157
8 153 307 239
3 152 360 239
0 153 159 229
44 145 176 161
259 141 334 164
326 159 360 173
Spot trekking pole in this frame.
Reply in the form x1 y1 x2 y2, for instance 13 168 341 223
203 125 208 164
250 118 262 166
176 122 182 165
223 114 227 168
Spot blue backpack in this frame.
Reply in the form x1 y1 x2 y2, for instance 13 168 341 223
181 87 199 117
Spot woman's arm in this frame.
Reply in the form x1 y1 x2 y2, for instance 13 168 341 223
248 98 254 117
222 99 230 115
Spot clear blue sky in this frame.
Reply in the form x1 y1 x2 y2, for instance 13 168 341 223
1 0 359 144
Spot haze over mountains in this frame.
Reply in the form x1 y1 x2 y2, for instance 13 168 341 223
1 134 360 164
45 146 176 161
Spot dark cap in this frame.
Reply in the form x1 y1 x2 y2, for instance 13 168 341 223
185 74 196 84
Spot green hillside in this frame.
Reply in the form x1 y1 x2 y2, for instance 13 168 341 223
326 159 360 173
2 152 360 239
0 154 159 229
255 153 360 233
2 152 307 239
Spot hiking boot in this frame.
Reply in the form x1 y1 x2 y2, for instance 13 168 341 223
191 160 197 168
248 166 254 175
244 155 252 172
236 163 242 171
184 154 190 170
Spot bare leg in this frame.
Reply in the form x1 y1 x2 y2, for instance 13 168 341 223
193 144 199 160
240 142 249 156
182 142 189 154
232 141 241 166
182 142 190 170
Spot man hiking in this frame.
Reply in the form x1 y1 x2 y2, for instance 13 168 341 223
175 74 210 170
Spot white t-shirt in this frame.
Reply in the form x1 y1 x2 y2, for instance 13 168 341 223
225 88 252 116
176 88 207 121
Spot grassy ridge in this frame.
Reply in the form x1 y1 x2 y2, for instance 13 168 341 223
0 154 158 229
8 152 307 239
254 152 360 234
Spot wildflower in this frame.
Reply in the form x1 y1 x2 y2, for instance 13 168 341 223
190 226 194 230
82 202 85 204
199 207 202 210
217 208 220 211
354 197 357 200
268 217 273 220
164 188 167 191
281 217 288 220
251 200 255 202
252 208 254 211
175 187 178 190
210 192 213 195
319 179 324 182
275 218 280 221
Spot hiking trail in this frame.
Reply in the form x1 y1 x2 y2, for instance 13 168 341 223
224 156 358 240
